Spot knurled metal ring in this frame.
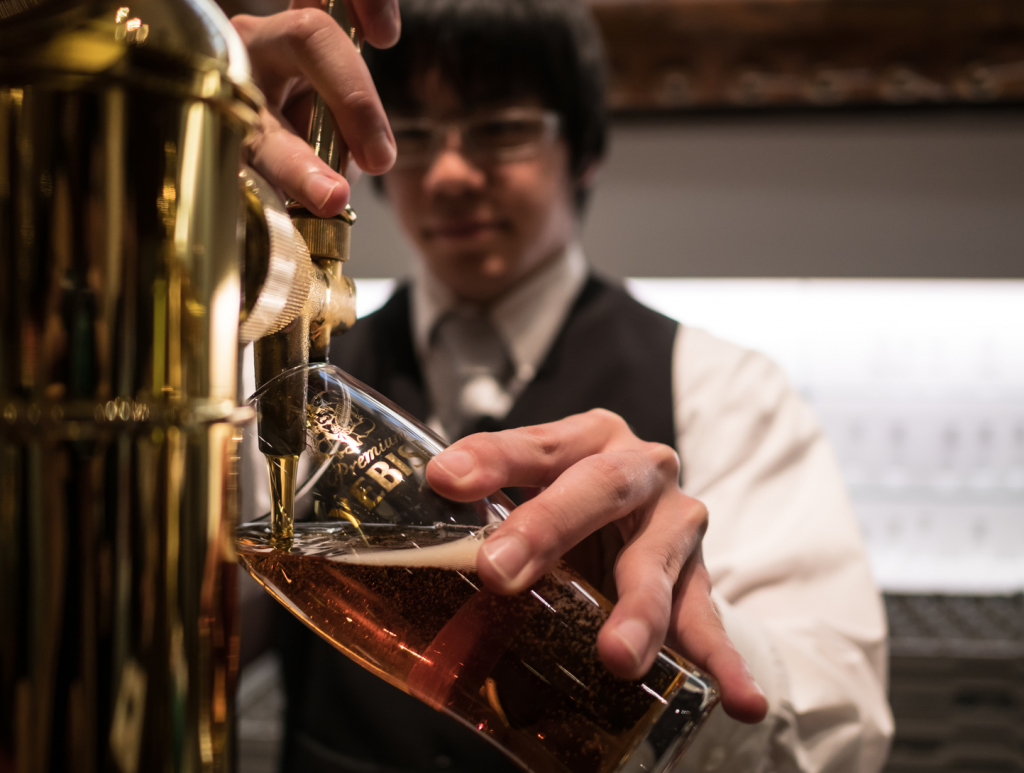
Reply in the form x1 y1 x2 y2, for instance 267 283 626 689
238 167 314 343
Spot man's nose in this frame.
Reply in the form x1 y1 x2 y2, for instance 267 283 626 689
422 127 486 194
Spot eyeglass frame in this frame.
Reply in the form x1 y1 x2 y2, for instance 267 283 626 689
386 107 561 171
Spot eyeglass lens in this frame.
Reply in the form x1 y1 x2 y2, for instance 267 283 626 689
391 111 555 167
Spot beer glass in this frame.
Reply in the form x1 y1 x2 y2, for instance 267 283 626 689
236 363 719 773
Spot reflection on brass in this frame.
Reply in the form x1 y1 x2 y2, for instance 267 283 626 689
115 7 151 44
239 167 314 344
307 0 361 169
308 250 358 361
293 0 361 356
0 0 259 769
293 205 356 263
268 454 299 542
0 0 42 20
109 659 148 773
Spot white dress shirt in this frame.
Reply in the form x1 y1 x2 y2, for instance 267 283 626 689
412 246 895 773
412 243 589 438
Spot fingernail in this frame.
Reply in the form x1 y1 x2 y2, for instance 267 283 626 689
480 532 530 584
613 619 651 669
305 173 340 211
365 130 396 171
433 450 474 479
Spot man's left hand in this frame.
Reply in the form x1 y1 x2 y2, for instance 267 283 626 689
426 408 769 724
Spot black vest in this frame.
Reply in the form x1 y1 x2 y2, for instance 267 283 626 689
276 275 678 773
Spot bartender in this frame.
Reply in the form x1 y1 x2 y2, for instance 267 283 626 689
233 0 893 770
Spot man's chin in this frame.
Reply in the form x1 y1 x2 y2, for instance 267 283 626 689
432 254 520 303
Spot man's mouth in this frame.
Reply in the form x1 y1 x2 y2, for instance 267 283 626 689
424 219 506 240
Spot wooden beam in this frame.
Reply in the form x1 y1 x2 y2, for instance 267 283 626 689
590 0 1024 110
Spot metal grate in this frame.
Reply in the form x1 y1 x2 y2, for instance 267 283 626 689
884 594 1024 773
887 594 1024 658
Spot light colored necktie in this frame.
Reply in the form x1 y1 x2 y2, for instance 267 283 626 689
425 309 515 439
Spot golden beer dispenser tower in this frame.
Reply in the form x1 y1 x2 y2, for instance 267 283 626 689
0 0 356 769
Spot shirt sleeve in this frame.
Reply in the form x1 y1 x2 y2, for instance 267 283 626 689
672 325 894 773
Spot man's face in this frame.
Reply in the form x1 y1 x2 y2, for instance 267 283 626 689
382 77 579 304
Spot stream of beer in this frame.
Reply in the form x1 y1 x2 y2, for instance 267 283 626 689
267 454 298 542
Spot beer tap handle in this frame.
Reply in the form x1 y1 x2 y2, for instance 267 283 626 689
245 0 361 539
291 0 360 364
307 0 360 176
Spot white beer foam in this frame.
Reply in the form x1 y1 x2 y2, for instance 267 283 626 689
330 533 481 572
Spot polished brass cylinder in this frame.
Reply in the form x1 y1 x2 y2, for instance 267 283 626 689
0 1 258 770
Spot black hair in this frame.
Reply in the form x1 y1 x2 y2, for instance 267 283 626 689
364 0 608 211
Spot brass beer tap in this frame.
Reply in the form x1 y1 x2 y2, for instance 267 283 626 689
249 0 360 540
0 1 269 769
0 0 356 767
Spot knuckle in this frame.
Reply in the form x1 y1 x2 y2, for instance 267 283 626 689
648 539 686 582
262 138 303 180
683 496 709 537
618 553 676 603
589 455 635 511
230 14 256 37
283 8 333 48
339 89 379 120
518 501 574 558
645 442 680 480
586 408 628 436
246 128 266 162
519 423 562 460
248 131 291 179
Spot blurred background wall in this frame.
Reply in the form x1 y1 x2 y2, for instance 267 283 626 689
347 109 1024 279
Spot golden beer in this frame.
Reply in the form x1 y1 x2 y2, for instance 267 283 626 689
236 522 718 773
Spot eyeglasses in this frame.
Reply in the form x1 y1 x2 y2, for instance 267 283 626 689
388 108 559 170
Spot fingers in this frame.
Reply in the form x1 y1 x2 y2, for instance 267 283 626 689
349 0 401 48
245 9 396 175
668 553 769 724
248 108 352 216
596 492 704 679
427 409 636 497
426 412 680 598
476 448 671 594
235 6 396 213
282 0 400 51
425 410 768 722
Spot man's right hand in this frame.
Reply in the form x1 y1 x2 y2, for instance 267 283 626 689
231 0 399 216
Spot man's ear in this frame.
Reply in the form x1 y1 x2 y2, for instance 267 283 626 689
577 160 601 191
573 160 602 216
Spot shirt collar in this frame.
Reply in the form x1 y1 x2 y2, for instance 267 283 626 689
411 244 588 385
